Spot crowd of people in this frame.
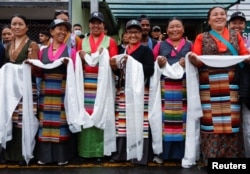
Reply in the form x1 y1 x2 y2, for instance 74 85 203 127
0 6 250 170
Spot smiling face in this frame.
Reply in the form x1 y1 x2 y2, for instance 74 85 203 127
208 7 227 32
10 16 28 38
126 27 142 45
50 24 68 44
229 18 246 33
89 19 104 37
167 19 184 41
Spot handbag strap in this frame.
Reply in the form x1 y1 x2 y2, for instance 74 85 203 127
209 30 238 55
209 30 244 68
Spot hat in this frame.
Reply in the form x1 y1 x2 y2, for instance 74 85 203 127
126 19 142 30
152 25 161 31
229 11 246 22
89 11 104 22
49 19 71 31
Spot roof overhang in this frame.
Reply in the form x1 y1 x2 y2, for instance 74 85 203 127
103 0 243 20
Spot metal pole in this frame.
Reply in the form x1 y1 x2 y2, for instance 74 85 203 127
68 0 72 23
90 0 99 13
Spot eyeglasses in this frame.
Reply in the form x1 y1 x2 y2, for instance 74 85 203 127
127 31 141 35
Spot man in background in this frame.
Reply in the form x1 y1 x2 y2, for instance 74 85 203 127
151 25 162 41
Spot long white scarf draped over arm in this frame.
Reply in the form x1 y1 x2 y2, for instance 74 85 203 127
112 54 145 161
0 64 23 148
0 63 39 164
75 48 116 156
182 54 249 168
22 63 39 164
149 57 185 155
126 56 144 161
27 58 84 133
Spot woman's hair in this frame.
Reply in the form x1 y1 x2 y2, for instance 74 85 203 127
1 25 11 36
10 14 28 26
54 10 69 19
1 25 11 31
166 17 184 29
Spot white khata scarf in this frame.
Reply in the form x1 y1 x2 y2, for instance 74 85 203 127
75 48 116 156
149 57 185 155
0 63 39 164
182 54 249 168
111 54 145 161
27 58 83 133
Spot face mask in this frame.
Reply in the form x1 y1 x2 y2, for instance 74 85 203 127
74 30 82 36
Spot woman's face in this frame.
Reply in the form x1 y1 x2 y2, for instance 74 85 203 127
229 18 246 33
89 19 104 37
39 33 50 44
167 19 184 41
122 32 129 44
10 16 28 37
1 27 14 43
208 7 227 31
50 25 68 44
126 27 142 45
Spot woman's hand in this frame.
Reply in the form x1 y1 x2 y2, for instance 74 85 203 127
79 50 86 64
244 56 250 64
189 53 202 67
110 58 118 70
62 58 69 66
24 59 33 66
179 57 185 67
157 56 167 68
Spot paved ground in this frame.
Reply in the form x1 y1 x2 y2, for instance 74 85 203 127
0 160 207 174
0 166 207 174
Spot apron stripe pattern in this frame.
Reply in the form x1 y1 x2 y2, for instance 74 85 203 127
38 73 70 142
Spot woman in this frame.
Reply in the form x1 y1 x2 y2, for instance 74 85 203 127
54 10 81 62
36 19 75 166
228 11 247 44
1 25 14 48
153 17 191 161
229 11 250 158
3 14 39 165
188 6 249 166
110 19 154 165
77 11 118 162
118 32 129 53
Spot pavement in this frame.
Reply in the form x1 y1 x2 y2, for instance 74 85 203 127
0 160 207 174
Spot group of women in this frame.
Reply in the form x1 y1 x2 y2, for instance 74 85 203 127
0 6 250 168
